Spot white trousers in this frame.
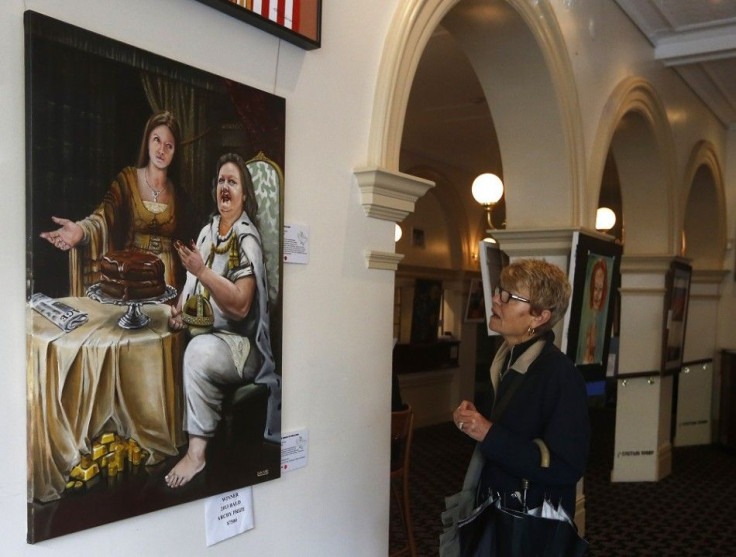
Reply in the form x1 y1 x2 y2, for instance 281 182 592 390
183 334 252 437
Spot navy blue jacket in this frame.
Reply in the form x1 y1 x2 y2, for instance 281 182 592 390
477 331 590 518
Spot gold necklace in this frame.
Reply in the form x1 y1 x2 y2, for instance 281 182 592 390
211 225 240 270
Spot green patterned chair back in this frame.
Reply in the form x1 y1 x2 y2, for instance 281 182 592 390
246 152 283 306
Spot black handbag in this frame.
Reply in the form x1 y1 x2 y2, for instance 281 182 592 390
492 501 588 557
457 492 498 557
454 373 527 557
457 439 588 557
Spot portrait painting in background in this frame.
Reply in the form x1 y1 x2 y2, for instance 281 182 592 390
663 262 692 371
575 254 614 366
565 232 622 382
410 279 443 343
25 12 284 542
478 239 508 336
465 278 485 323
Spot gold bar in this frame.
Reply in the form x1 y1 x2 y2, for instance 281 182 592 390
92 443 106 460
99 432 116 444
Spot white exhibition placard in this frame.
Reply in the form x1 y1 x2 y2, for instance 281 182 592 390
204 487 255 546
281 429 309 472
283 224 310 264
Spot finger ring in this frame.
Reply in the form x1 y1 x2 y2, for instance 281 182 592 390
458 421 464 430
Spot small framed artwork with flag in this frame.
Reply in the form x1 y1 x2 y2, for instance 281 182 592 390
195 0 321 50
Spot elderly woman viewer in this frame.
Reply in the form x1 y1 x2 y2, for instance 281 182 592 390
453 259 590 520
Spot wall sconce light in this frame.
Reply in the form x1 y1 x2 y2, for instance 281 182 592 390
472 173 504 245
595 207 616 231
394 223 403 242
472 173 504 231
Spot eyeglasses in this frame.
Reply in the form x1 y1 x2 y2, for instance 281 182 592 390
494 285 531 305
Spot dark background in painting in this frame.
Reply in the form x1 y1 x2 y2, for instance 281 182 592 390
26 12 285 299
25 12 284 542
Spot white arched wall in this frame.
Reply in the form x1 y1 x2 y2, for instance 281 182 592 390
367 0 461 170
682 141 727 269
366 0 586 231
441 0 585 228
397 166 467 269
588 77 676 255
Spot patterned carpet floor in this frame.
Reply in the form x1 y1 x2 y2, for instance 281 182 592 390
390 406 736 556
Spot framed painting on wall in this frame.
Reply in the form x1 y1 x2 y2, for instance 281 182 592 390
410 279 442 344
25 11 284 542
478 239 508 335
662 261 692 372
565 232 623 382
194 0 322 50
464 278 485 323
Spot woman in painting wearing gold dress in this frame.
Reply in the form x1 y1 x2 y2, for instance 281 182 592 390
40 110 193 291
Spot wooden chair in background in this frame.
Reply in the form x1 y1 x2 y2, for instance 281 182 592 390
390 404 416 557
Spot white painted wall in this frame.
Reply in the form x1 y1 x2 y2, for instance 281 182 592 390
1 0 397 555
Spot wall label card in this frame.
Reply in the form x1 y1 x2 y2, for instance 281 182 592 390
283 224 310 264
281 430 309 472
204 487 255 546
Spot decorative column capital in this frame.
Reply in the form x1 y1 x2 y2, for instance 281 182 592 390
620 254 689 274
354 167 434 222
364 250 405 271
486 227 617 258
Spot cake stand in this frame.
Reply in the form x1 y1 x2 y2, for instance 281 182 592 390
86 283 177 329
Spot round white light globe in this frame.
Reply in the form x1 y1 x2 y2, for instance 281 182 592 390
471 173 504 205
596 207 616 231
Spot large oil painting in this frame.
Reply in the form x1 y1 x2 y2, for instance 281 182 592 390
25 11 284 542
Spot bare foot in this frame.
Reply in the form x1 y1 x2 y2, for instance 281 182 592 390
165 436 207 488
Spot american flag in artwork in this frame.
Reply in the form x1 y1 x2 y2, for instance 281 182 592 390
229 0 302 32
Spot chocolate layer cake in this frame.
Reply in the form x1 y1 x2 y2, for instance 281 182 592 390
100 250 165 301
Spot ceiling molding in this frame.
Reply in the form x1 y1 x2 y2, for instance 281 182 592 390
615 0 736 128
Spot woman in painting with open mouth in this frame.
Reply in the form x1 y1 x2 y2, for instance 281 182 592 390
166 152 280 488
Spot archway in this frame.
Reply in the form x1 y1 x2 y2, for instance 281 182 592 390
682 141 727 269
368 0 586 231
589 78 676 254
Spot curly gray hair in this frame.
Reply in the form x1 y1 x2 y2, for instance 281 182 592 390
500 258 571 333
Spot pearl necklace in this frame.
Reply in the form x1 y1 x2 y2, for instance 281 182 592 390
144 168 165 202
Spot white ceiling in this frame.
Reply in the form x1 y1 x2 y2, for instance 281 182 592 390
615 0 736 128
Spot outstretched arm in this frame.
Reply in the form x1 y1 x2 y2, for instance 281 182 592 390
40 216 84 251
